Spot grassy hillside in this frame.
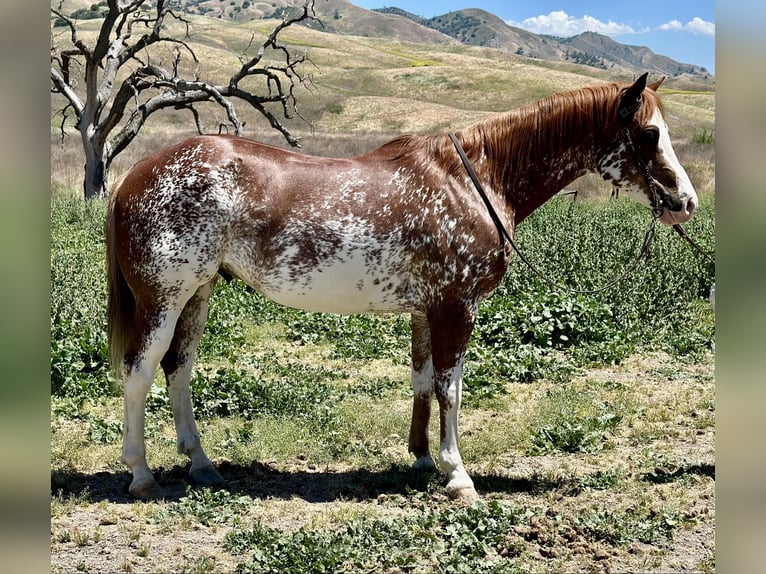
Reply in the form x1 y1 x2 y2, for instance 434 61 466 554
50 10 715 196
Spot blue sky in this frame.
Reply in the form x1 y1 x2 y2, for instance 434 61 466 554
352 0 715 74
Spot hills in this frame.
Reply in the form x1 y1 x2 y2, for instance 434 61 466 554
64 0 710 80
175 0 712 80
374 6 711 79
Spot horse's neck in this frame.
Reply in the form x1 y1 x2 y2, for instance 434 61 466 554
473 105 603 224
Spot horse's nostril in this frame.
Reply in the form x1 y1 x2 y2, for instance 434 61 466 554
685 195 697 215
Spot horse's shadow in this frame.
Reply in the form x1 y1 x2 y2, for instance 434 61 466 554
50 460 569 504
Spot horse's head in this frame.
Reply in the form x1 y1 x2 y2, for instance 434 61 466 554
598 73 697 225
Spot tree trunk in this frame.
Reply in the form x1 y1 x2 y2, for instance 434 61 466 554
81 131 108 200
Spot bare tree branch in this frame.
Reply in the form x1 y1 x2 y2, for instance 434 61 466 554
51 0 318 198
57 104 73 143
50 66 84 116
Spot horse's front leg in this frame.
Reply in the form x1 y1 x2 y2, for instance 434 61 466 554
409 313 436 470
429 303 478 501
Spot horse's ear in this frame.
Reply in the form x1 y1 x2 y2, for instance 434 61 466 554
620 72 649 122
648 76 666 91
625 72 648 100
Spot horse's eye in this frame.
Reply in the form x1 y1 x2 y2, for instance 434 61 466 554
642 127 660 145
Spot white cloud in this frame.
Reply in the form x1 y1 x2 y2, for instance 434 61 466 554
658 20 683 32
509 11 715 39
507 10 638 37
683 17 715 37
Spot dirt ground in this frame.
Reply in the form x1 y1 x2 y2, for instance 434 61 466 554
51 352 714 573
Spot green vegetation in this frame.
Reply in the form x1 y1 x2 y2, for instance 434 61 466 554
426 12 496 46
218 494 691 573
693 129 715 145
224 499 529 573
52 2 108 26
50 195 714 413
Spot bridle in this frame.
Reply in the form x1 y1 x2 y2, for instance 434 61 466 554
617 96 666 219
619 97 715 266
447 93 709 295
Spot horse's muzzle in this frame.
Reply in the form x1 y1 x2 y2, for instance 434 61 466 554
658 194 696 225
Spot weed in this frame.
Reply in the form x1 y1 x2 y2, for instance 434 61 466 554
576 503 689 545
693 129 714 144
182 556 219 574
169 488 253 527
87 415 123 444
527 386 625 454
73 528 91 547
579 469 623 490
225 500 528 573
51 489 91 517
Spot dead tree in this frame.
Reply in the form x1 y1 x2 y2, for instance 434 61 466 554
50 0 316 199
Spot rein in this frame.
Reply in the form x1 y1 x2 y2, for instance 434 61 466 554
672 223 715 265
448 132 658 295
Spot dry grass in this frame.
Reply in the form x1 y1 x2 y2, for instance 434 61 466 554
51 13 714 197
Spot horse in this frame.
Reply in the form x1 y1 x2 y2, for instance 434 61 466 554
106 73 697 500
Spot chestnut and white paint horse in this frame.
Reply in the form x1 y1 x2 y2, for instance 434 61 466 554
107 73 697 500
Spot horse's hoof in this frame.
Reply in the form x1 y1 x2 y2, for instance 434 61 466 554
412 456 437 471
189 465 226 487
129 479 165 501
446 485 479 503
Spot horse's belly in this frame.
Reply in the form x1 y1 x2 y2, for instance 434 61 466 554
250 250 415 314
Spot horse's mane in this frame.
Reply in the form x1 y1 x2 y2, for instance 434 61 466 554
376 80 664 188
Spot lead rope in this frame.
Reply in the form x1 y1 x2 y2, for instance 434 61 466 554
448 132 658 295
671 223 715 266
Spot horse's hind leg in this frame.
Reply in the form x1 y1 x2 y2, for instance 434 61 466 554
409 313 436 470
121 306 182 500
160 279 224 488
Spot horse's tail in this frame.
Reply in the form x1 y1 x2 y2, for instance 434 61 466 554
106 178 135 377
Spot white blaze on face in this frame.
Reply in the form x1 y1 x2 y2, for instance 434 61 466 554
618 109 698 223
652 109 698 222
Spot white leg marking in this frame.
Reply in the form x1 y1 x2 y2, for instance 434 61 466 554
121 311 180 497
412 356 434 397
437 357 476 498
167 366 213 473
